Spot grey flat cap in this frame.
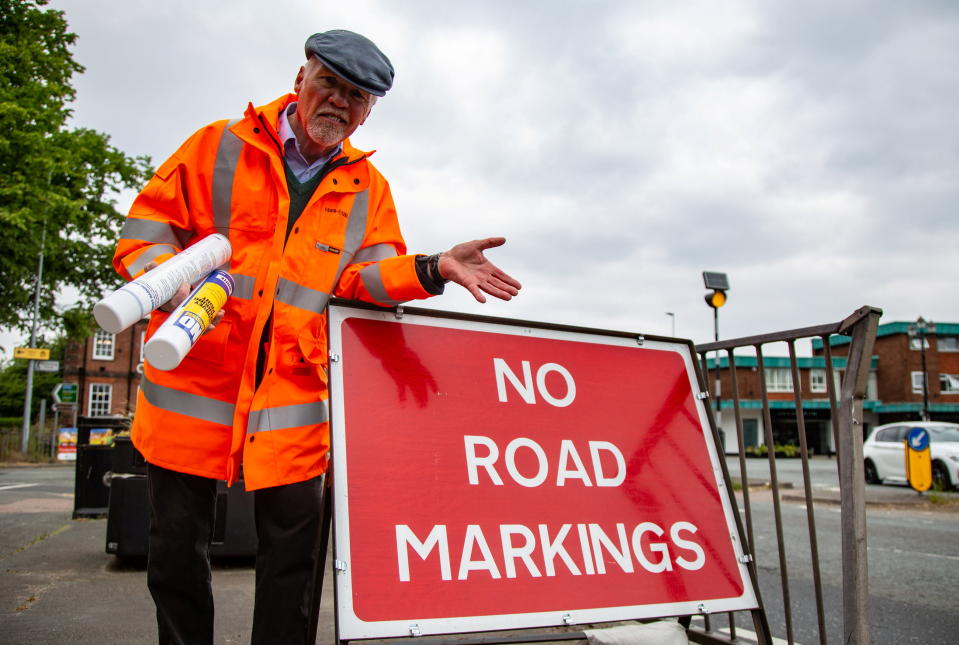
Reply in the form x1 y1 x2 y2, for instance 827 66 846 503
305 30 394 97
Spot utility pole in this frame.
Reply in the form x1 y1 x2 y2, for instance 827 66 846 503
20 227 46 454
908 317 936 422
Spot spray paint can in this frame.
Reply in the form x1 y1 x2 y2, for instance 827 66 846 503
143 270 235 371
93 233 232 333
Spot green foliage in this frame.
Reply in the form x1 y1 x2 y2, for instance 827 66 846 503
743 443 801 458
61 303 94 340
0 339 61 419
0 0 152 332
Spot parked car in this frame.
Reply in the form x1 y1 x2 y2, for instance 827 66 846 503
863 422 959 490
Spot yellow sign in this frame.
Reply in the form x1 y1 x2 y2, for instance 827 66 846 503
904 428 932 492
13 347 50 360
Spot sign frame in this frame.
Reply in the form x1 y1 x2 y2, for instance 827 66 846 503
327 300 759 641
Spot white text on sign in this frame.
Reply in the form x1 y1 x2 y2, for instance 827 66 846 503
494 358 576 407
395 521 706 582
464 436 626 487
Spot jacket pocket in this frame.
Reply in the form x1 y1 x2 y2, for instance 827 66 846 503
183 320 232 365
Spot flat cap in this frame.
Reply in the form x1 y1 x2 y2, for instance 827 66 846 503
304 30 394 97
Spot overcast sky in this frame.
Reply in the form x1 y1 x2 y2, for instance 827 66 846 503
4 0 958 358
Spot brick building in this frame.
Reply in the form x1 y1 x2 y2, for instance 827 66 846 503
704 354 878 454
705 320 959 453
812 321 959 424
63 320 149 418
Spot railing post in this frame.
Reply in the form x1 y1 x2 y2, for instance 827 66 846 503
836 306 881 645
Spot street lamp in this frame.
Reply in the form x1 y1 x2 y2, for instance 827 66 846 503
907 317 936 421
703 271 729 451
665 312 675 336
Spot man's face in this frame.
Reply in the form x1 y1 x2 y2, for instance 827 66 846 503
293 58 375 154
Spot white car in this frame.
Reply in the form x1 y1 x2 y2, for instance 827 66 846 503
863 422 959 490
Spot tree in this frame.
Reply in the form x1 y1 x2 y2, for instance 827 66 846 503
0 338 60 420
0 0 152 333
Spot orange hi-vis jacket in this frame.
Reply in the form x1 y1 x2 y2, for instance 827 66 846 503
114 94 435 491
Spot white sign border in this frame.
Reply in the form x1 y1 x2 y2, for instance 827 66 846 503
328 304 757 641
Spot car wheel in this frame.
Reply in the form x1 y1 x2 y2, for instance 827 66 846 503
932 461 953 491
864 459 880 485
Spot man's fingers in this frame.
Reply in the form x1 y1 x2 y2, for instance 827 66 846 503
159 282 190 313
491 270 522 290
468 285 488 304
475 236 506 251
203 309 225 335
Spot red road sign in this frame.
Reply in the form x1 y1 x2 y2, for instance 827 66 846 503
328 304 756 639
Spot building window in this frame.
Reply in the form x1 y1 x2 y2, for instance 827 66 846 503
938 337 958 352
93 330 116 360
809 368 842 394
909 337 931 351
89 383 113 416
810 369 826 393
940 374 959 394
912 371 928 394
765 368 793 392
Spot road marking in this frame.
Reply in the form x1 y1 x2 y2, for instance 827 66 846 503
869 545 959 562
0 483 38 491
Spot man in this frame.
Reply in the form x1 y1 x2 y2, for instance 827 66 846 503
113 30 520 645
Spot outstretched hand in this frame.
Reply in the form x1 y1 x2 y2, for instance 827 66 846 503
438 237 522 303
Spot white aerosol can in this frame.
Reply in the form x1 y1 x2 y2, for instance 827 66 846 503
143 270 235 371
93 233 232 333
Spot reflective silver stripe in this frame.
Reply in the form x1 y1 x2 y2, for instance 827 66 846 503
212 119 244 234
331 189 370 283
359 264 405 305
120 217 190 247
276 277 330 313
231 273 256 300
247 400 329 434
140 374 235 426
353 243 397 264
126 244 178 276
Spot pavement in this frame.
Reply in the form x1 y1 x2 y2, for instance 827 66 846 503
0 464 593 645
2 462 956 645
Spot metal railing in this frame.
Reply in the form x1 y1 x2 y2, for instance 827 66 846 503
690 305 881 645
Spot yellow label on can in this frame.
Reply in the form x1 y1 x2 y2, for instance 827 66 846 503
172 270 234 344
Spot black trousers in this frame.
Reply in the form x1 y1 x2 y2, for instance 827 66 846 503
146 463 324 645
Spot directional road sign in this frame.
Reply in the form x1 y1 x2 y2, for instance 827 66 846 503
52 383 79 405
905 427 932 492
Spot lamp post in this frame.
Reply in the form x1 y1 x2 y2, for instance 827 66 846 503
703 272 729 451
907 317 936 421
665 312 675 336
20 226 46 454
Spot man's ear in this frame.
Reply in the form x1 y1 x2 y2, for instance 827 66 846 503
360 102 374 126
294 66 305 93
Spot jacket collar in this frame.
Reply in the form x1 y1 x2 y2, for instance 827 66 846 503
239 94 373 163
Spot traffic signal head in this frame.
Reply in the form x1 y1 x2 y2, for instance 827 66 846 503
705 290 727 308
